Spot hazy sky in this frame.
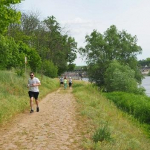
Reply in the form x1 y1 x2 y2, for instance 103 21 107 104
18 0 150 65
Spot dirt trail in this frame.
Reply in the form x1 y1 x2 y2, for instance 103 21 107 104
0 88 82 150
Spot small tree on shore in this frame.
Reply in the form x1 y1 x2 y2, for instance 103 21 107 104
104 60 145 94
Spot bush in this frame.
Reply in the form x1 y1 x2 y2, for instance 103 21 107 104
17 41 41 72
42 60 58 78
0 34 9 69
92 124 112 143
104 60 145 94
104 92 150 123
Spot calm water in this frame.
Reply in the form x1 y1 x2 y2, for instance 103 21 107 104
141 76 150 96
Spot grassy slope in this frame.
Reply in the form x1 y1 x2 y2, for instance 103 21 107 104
104 92 150 124
72 81 150 150
0 70 59 125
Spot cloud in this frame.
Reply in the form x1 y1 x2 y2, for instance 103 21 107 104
61 17 104 35
61 17 88 24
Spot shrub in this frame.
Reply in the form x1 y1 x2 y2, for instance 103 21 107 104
104 60 145 94
104 92 150 123
42 60 58 78
92 124 112 143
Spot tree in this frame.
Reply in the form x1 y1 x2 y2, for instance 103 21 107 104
6 37 20 69
17 42 41 72
41 16 77 75
0 35 9 69
21 13 40 35
104 60 145 94
8 12 40 45
0 35 20 69
138 58 150 67
7 13 77 76
67 63 76 71
42 60 58 78
79 25 142 87
0 0 21 34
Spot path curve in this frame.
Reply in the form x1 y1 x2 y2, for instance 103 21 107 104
0 88 82 150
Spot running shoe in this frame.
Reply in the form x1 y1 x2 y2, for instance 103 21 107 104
30 109 34 113
37 107 39 112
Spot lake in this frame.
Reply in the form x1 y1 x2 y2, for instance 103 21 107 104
141 76 150 96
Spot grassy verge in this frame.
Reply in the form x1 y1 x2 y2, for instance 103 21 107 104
0 70 59 125
104 92 150 124
72 81 150 150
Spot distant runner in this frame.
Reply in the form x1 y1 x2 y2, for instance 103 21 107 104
69 77 73 88
64 77 67 89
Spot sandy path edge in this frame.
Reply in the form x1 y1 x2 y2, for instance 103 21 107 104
0 88 82 150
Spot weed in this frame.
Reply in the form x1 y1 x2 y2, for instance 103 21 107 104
92 123 112 143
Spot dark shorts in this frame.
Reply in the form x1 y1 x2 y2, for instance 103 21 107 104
28 91 39 100
69 83 72 87
60 82 64 84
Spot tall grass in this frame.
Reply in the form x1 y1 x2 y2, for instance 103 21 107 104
0 70 59 125
104 92 150 124
73 81 150 150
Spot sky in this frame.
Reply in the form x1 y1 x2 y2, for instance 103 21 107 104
18 0 150 66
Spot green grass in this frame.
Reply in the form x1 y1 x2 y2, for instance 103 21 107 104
104 92 150 124
0 70 59 125
73 81 150 150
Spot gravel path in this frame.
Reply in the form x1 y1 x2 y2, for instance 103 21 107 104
0 88 82 150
